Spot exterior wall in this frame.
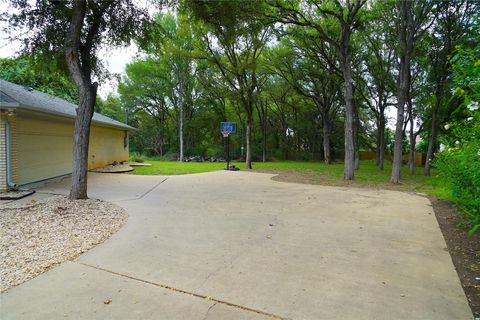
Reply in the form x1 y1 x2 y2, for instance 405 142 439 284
88 126 129 169
17 116 74 185
0 114 7 192
16 113 129 186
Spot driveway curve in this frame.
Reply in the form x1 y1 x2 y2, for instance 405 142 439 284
0 171 472 319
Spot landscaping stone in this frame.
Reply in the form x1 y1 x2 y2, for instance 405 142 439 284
0 196 127 292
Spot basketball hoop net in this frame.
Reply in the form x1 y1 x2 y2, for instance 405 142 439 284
222 131 230 138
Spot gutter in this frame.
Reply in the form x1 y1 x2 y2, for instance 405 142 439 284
0 115 16 190
17 104 137 131
4 118 16 189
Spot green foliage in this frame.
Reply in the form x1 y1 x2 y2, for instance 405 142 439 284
129 152 146 163
96 95 126 122
0 56 78 103
435 42 480 235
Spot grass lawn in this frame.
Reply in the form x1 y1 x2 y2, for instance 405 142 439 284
132 159 451 200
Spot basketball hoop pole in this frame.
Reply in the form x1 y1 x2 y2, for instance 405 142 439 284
220 122 236 170
226 134 230 169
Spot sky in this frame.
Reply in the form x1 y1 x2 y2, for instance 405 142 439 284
0 35 139 99
0 0 157 98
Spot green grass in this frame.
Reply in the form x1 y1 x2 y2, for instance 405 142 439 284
132 159 451 200
133 160 226 175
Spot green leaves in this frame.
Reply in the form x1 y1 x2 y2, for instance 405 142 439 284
0 55 78 103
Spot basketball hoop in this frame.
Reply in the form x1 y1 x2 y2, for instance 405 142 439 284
222 131 230 138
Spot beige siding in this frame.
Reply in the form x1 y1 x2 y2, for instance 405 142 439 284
17 116 74 185
16 114 129 186
89 126 128 169
0 115 7 192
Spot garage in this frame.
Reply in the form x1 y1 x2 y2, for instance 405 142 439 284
0 79 135 192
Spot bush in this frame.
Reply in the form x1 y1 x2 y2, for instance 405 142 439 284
129 152 145 163
435 43 480 235
435 132 480 235
205 146 224 158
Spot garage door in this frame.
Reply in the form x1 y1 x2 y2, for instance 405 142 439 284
16 116 74 185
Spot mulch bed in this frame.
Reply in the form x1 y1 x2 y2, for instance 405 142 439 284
0 196 128 292
430 197 480 318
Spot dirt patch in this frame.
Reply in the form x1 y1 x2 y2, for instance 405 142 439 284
0 196 128 292
430 197 480 318
257 169 427 192
261 169 479 318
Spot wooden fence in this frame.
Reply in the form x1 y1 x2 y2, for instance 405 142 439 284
359 151 425 167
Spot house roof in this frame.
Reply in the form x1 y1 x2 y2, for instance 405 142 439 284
0 79 135 131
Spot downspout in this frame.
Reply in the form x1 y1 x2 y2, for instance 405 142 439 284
3 117 16 189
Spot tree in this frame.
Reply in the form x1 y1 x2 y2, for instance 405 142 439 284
184 0 273 168
5 0 151 199
271 0 366 179
0 55 78 103
140 13 197 162
265 35 342 164
422 0 477 176
390 0 415 183
119 58 176 156
390 0 435 183
357 0 396 170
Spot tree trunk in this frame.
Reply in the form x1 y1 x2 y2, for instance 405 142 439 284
65 0 95 200
407 99 415 175
353 104 360 170
375 116 381 166
322 114 331 164
340 49 355 180
377 113 386 170
256 100 267 162
245 108 253 169
178 78 185 162
70 86 96 199
424 104 438 176
262 114 267 162
391 0 413 184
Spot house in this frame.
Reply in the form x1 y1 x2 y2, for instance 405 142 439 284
0 79 135 192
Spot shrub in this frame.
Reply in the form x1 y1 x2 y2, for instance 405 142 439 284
129 152 145 163
435 43 480 235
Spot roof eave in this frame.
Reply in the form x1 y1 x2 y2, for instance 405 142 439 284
0 102 20 108
14 104 137 131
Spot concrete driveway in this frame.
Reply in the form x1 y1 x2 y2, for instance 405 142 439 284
0 171 472 319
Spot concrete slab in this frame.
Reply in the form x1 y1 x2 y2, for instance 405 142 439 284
0 171 473 319
0 261 271 320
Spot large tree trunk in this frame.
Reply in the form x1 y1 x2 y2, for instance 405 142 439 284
245 109 253 169
353 103 360 170
376 113 386 170
340 49 355 180
256 100 267 162
70 87 96 199
322 114 331 164
407 99 415 175
178 78 185 162
391 0 413 184
262 116 267 162
65 0 95 200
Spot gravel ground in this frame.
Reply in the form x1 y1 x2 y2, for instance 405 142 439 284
0 196 128 292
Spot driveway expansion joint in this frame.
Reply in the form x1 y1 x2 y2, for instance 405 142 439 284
116 177 169 202
76 261 287 320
